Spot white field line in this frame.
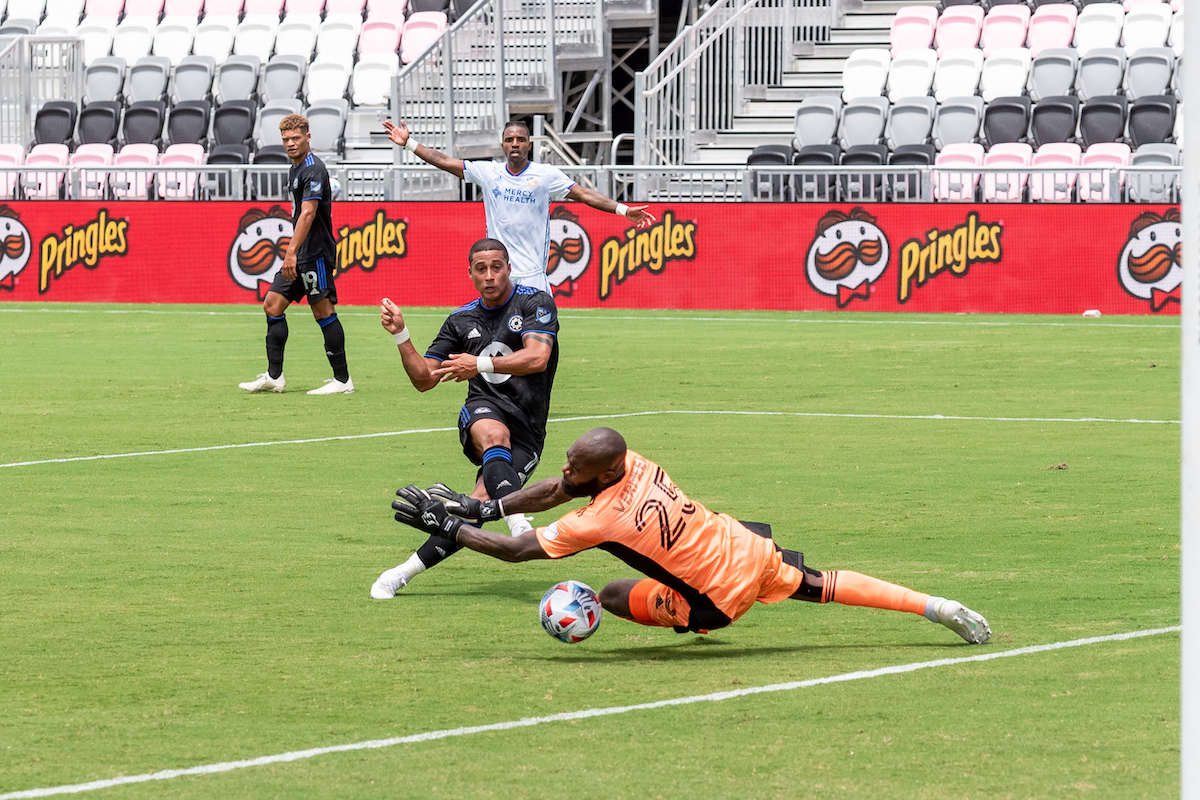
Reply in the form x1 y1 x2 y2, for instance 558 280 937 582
0 626 1180 800
0 409 1181 470
0 306 1179 329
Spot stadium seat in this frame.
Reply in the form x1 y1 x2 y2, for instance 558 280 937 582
982 95 1031 147
216 55 262 103
1030 95 1080 146
840 143 888 201
13 0 49 21
1173 95 1183 144
1079 94 1129 146
77 100 121 148
121 99 165 147
83 57 126 105
126 55 171 104
316 15 361 58
151 18 195 67
157 142 204 200
254 97 302 148
933 47 983 103
791 95 842 150
980 3 1030 57
932 141 984 201
244 0 285 14
325 0 365 12
981 141 1032 201
889 143 935 201
838 96 889 150
24 144 71 200
165 98 210 146
34 101 78 147
170 55 215 105
112 18 156 63
254 144 290 162
1125 46 1175 98
234 17 279 61
205 0 246 13
351 51 398 105
745 144 793 201
890 5 938 56
1125 0 1166 9
1122 3 1171 54
980 47 1031 102
0 20 36 37
304 54 352 103
274 14 320 58
207 143 250 198
932 94 984 149
1030 48 1078 101
1078 141 1130 200
213 99 257 148
70 143 114 200
1076 47 1126 99
193 16 237 62
1128 141 1179 201
123 0 165 15
841 49 891 102
46 0 86 20
84 0 124 14
1029 141 1082 201
0 143 24 200
1027 3 1077 57
884 95 936 150
886 48 936 103
76 17 118 65
164 0 204 13
251 143 290 199
409 0 451 12
934 5 984 54
37 19 80 36
305 98 347 154
1128 93 1176 146
1074 2 1125 55
791 144 840 202
285 0 325 12
1169 10 1183 56
399 11 447 63
365 0 407 23
260 54 307 103
358 18 402 54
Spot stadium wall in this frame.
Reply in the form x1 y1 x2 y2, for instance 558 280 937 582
0 201 1182 315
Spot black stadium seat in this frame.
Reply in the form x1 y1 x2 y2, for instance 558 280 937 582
167 100 211 147
122 100 165 148
34 100 78 147
889 143 936 201
983 96 1031 147
792 144 840 202
251 144 291 200
1030 95 1080 147
1079 95 1128 148
840 143 887 201
77 100 122 148
745 144 793 201
213 100 257 149
207 143 251 198
1128 95 1177 148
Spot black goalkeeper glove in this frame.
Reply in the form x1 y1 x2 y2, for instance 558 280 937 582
427 482 503 523
392 485 464 542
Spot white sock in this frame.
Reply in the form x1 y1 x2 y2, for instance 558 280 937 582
504 513 533 536
402 552 428 577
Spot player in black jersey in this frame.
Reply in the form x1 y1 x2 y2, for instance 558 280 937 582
370 238 559 598
238 114 354 396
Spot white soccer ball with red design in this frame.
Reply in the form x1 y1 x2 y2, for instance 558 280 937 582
539 580 602 643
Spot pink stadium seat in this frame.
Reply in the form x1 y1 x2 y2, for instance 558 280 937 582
1171 0 1183 12
204 0 245 13
1027 3 1077 57
981 4 1031 57
934 5 984 55
112 143 158 199
1078 142 1131 201
24 144 70 200
70 143 115 200
324 0 365 12
358 18 402 53
163 0 204 13
400 10 445 63
243 0 284 14
366 0 407 23
890 5 938 57
933 142 984 201
0 143 24 200
285 0 325 12
982 141 1033 201
1029 142 1082 202
123 0 165 16
84 0 125 16
157 143 205 200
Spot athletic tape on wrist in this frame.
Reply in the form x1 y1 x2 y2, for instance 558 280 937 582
404 138 420 153
393 327 410 345
614 203 629 217
476 355 495 374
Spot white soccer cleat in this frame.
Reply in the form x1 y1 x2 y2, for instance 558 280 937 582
370 564 411 599
927 597 991 644
239 373 286 393
307 377 355 395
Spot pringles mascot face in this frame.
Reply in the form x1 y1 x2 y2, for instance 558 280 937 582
805 208 889 307
229 206 293 299
1117 208 1182 312
545 206 591 296
0 205 32 290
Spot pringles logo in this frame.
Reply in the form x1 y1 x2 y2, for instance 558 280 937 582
1117 208 1181 312
229 206 292 299
0 205 32 290
897 212 1002 303
335 210 407 274
599 211 696 300
546 206 591 297
38 209 129 293
805 208 889 307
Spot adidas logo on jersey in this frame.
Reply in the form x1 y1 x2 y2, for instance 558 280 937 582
467 327 481 339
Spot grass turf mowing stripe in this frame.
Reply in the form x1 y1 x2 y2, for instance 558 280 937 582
0 409 1181 469
0 626 1179 800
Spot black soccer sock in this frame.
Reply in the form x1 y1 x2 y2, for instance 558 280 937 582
265 314 288 379
415 534 462 568
317 313 350 383
482 446 521 499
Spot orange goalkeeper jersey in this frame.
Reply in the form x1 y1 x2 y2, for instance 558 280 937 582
535 451 803 621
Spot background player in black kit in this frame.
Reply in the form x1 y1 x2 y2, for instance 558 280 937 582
371 238 559 598
239 114 354 395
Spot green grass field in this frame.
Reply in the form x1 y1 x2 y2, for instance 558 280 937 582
0 303 1181 799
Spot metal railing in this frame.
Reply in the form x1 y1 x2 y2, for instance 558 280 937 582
0 163 1182 204
0 36 83 147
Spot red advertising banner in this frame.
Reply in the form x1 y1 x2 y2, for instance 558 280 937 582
0 200 1182 315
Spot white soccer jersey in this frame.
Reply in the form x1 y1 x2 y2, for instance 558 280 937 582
462 159 576 293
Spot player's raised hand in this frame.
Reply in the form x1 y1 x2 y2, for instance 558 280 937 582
382 120 410 147
392 485 464 541
380 297 407 335
428 482 503 522
624 205 656 229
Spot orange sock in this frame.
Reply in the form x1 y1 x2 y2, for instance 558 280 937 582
821 570 929 615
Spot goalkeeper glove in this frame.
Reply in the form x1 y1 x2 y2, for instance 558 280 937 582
427 482 503 523
392 485 464 542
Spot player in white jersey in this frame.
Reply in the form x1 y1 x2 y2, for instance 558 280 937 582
383 119 655 293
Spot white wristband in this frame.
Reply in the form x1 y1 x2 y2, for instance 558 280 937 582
404 138 420 153
476 355 494 374
614 203 629 217
393 327 410 345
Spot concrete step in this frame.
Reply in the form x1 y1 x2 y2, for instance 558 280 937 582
740 98 805 118
725 115 797 134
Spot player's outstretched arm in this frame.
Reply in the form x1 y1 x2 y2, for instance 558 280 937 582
380 298 440 392
430 475 572 519
392 485 549 562
382 120 465 180
566 184 655 229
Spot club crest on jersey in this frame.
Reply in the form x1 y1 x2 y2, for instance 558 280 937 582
309 181 321 194
508 315 523 332
473 406 492 414
467 327 481 339
536 307 553 324
292 177 299 189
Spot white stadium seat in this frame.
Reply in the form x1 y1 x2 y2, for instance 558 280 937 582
933 48 984 103
274 14 320 58
304 53 352 103
841 49 891 102
193 16 238 61
980 47 1031 103
351 51 398 105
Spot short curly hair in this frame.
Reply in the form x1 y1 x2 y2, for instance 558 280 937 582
279 114 309 133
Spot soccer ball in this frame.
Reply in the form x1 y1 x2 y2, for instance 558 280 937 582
539 580 602 643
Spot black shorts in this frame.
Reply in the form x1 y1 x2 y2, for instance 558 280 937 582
457 401 543 483
269 256 338 305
